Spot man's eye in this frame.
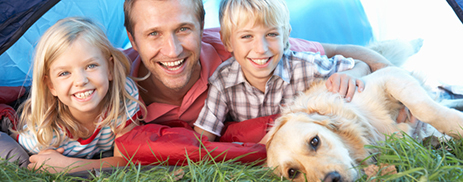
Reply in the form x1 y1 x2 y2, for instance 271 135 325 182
149 32 158 36
267 33 279 37
179 27 190 32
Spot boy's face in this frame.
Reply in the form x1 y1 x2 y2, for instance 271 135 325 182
226 21 285 85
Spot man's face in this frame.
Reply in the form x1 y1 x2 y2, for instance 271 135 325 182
129 0 202 91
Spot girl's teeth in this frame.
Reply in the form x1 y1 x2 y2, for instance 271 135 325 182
75 90 93 99
252 58 268 65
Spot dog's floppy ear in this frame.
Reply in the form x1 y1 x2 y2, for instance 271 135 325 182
266 114 290 150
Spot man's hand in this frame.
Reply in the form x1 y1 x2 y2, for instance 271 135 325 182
325 73 364 102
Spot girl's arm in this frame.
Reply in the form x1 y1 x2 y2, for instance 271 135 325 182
28 149 127 173
28 123 137 173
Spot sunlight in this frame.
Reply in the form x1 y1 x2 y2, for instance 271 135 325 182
362 0 463 87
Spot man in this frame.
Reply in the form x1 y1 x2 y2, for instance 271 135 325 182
122 0 392 126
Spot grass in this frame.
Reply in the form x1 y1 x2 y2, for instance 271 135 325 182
1 134 463 182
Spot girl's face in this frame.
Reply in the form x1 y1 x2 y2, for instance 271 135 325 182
47 36 112 119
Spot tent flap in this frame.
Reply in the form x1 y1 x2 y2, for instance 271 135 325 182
0 0 60 55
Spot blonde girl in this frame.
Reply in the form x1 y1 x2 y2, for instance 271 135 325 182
15 17 145 173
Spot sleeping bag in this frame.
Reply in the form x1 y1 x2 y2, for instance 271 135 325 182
115 115 278 165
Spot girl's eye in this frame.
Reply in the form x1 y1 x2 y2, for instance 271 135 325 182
58 71 70 77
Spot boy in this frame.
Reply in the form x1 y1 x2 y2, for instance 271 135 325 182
193 0 371 142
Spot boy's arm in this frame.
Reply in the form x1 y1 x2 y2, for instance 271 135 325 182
193 84 229 142
194 126 217 141
322 43 392 72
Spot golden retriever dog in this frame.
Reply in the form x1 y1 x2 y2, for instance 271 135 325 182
265 40 463 182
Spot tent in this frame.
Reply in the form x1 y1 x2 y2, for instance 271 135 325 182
1 0 462 165
0 0 374 88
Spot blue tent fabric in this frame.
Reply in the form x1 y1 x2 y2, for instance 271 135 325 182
287 0 373 46
0 0 59 55
447 0 463 24
0 0 373 87
0 0 129 87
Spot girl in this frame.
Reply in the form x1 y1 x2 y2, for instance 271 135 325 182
14 17 145 173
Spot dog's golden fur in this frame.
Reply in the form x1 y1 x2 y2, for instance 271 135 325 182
265 40 463 182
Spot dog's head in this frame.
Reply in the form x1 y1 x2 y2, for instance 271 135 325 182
266 112 360 181
267 81 378 181
266 86 376 181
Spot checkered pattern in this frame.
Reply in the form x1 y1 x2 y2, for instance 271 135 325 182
194 50 355 136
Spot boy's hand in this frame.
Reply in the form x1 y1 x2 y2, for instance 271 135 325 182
325 73 364 102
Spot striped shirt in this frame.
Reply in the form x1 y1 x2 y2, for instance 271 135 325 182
18 77 140 159
194 50 355 136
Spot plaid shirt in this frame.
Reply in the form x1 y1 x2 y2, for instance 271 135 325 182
194 50 355 136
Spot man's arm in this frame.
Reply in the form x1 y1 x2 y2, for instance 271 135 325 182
322 43 393 72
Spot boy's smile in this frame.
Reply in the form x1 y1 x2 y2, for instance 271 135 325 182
226 22 285 91
249 57 273 68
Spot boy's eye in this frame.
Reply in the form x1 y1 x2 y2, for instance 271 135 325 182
58 71 70 77
241 35 252 39
179 27 190 32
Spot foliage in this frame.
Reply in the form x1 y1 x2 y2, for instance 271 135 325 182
2 134 463 182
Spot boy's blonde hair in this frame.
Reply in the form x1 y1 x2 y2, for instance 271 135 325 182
219 0 291 51
16 17 144 149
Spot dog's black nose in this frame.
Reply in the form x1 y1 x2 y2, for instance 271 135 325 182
323 171 342 182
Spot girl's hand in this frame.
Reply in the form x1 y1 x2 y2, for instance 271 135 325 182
28 148 68 173
325 73 364 102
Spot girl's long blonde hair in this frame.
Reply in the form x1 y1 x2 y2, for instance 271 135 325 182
16 17 145 149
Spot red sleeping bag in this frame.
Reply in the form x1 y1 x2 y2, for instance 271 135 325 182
115 114 278 166
0 86 25 131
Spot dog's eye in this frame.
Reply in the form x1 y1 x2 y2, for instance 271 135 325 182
288 168 300 179
310 135 320 150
